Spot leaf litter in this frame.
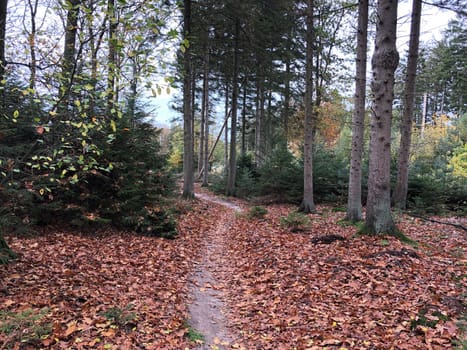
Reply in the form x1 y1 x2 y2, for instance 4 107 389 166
0 191 465 349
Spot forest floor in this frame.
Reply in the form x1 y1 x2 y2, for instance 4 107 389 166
0 187 466 349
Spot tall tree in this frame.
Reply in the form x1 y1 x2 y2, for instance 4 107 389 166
346 0 369 222
300 0 316 213
182 0 194 198
59 0 80 113
365 0 399 234
0 0 14 263
226 18 239 196
106 0 117 118
202 42 210 187
393 0 422 209
0 0 6 107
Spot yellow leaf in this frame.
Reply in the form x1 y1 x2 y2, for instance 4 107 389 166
64 321 77 337
110 120 116 133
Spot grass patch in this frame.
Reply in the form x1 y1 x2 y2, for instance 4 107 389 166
336 218 362 227
410 308 450 331
331 206 346 213
0 307 52 347
100 304 137 328
246 206 268 220
184 322 204 343
380 239 390 246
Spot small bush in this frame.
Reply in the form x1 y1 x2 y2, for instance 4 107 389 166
101 304 137 328
0 308 52 347
246 206 268 220
280 211 311 232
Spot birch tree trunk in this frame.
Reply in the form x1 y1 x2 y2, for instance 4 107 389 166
346 0 369 222
300 0 316 213
365 0 399 234
393 0 422 209
182 0 194 198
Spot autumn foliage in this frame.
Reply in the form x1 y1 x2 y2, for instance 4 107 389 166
1 191 465 349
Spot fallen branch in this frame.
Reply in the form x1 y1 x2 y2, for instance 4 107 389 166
311 234 346 244
409 214 467 232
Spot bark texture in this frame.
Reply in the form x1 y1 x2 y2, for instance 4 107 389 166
393 0 422 209
0 0 7 107
60 0 80 114
226 19 239 196
202 46 210 187
300 0 316 213
347 0 369 222
182 0 194 198
365 0 399 234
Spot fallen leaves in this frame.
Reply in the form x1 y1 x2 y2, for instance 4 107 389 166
0 196 465 349
211 203 466 349
0 205 209 349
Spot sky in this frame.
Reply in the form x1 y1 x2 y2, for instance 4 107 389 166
149 1 457 127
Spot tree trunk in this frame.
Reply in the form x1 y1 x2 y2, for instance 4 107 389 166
255 77 264 166
346 0 369 222
26 0 38 91
226 19 240 196
106 0 117 118
283 59 291 142
365 0 399 235
241 80 247 157
300 0 316 213
198 75 206 174
0 0 7 107
182 0 194 198
128 56 137 122
393 0 422 210
0 234 17 264
202 46 210 187
87 4 106 118
60 0 80 115
421 92 427 136
224 82 229 175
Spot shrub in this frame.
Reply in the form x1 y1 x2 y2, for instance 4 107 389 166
101 304 137 329
257 145 302 203
280 211 311 232
246 206 268 220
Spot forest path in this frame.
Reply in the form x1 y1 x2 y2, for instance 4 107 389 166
187 190 245 349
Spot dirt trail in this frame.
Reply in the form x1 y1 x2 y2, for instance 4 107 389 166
187 192 243 349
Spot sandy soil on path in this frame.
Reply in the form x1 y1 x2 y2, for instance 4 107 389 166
187 192 244 350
